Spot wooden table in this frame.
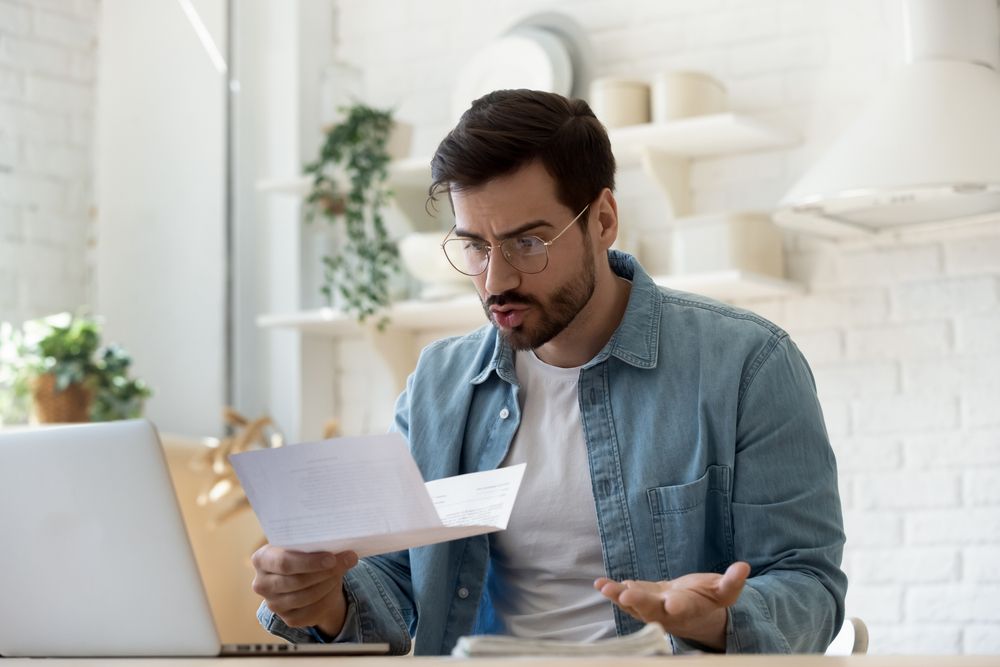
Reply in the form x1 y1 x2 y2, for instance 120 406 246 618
1 657 998 665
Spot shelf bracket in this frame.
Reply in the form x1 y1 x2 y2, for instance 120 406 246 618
364 327 419 395
638 148 692 219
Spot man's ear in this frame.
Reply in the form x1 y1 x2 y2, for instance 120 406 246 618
594 188 619 251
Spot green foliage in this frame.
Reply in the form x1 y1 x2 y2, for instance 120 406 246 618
90 344 152 422
0 313 152 423
304 104 401 328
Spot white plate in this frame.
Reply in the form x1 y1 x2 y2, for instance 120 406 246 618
451 26 574 121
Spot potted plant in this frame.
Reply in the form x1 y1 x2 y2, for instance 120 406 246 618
0 313 152 424
304 103 402 328
89 344 153 422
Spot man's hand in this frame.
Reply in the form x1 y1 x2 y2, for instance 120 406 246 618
251 544 359 638
594 561 750 651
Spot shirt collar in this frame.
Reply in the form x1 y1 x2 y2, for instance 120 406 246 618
470 250 660 385
470 332 516 385
585 250 660 370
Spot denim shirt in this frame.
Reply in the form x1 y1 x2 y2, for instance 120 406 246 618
259 251 847 655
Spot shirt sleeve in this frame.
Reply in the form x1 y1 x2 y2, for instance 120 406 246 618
255 558 412 653
254 378 422 655
721 334 848 653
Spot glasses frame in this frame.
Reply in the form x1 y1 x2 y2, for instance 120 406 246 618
440 204 591 277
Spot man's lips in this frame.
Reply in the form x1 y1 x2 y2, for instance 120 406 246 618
490 305 529 329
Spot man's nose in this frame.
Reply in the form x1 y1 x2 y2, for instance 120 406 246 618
483 248 520 296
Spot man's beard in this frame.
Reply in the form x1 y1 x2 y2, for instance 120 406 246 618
482 243 596 351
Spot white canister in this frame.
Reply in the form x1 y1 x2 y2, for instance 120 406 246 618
589 77 651 129
651 71 727 123
398 231 475 300
670 212 784 278
386 120 413 161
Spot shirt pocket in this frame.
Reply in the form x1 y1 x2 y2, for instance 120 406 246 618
646 464 734 580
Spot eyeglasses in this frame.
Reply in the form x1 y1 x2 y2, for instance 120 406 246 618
441 204 590 276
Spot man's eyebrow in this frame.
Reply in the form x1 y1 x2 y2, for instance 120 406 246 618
453 219 554 240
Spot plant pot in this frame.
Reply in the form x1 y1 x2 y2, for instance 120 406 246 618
31 373 93 423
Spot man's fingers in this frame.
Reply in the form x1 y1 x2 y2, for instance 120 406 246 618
272 589 337 629
265 575 343 620
251 546 333 575
252 546 355 576
596 578 669 624
622 580 662 594
617 586 664 623
716 561 750 605
723 561 751 583
253 569 341 596
595 579 629 602
594 578 624 596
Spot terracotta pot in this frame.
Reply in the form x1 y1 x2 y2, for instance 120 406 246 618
31 373 93 423
317 193 346 216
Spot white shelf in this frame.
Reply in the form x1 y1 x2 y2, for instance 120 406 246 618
255 176 310 196
255 158 432 197
388 156 434 188
651 270 803 301
609 113 798 164
256 294 485 337
254 113 798 196
257 272 801 337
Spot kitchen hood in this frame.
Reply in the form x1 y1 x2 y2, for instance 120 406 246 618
773 0 1000 237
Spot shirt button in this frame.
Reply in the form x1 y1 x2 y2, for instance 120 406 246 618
457 587 470 599
499 408 510 419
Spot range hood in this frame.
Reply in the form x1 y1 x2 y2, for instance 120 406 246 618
773 0 1000 237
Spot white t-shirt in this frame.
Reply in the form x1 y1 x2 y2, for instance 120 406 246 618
488 349 617 641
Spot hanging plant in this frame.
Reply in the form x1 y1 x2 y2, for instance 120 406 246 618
303 104 401 328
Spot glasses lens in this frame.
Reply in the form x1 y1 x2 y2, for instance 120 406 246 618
442 238 489 276
501 236 548 274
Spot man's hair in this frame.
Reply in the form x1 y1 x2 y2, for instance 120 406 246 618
429 89 616 216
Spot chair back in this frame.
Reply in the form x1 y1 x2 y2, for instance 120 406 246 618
825 617 869 655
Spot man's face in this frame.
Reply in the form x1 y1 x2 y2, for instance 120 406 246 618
449 161 596 351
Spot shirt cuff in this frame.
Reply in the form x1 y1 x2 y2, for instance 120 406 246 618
305 601 361 644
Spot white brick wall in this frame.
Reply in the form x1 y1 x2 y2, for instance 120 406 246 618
869 624 963 655
851 547 959 585
855 471 961 511
965 626 1000 654
908 509 1000 546
331 0 1000 654
0 0 98 325
965 547 1000 583
847 321 953 361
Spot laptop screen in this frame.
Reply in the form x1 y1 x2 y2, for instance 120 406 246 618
0 420 225 656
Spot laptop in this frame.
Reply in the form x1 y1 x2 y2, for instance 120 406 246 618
0 419 389 657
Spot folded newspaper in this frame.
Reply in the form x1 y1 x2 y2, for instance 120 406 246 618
451 622 673 657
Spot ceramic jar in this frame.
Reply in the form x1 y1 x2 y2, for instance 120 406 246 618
651 71 727 123
589 77 651 128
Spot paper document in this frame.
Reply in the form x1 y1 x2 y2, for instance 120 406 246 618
229 433 525 557
451 622 673 657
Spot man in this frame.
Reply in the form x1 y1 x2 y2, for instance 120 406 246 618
252 89 847 655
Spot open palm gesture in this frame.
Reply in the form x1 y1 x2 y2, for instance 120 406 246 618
594 561 750 651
